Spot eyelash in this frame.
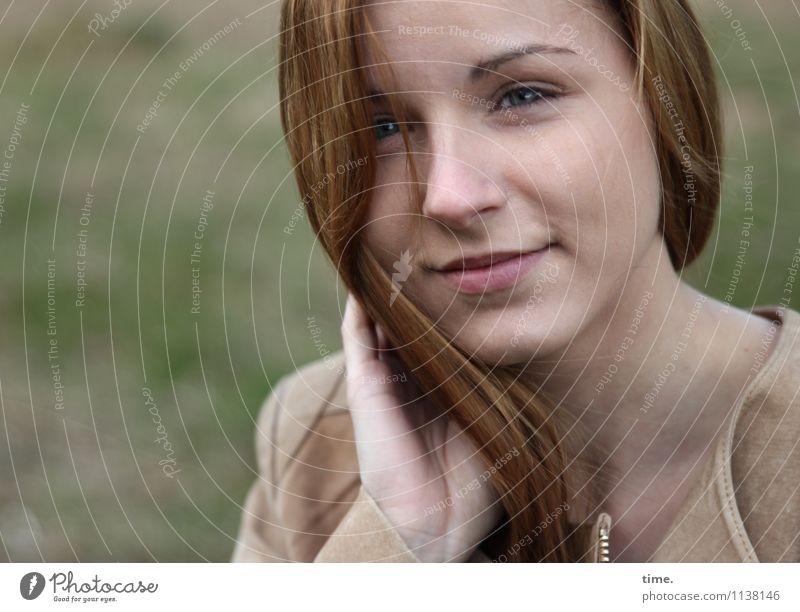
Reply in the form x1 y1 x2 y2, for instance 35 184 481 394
373 84 557 140
495 84 557 111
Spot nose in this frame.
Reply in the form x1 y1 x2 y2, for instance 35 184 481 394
420 124 506 230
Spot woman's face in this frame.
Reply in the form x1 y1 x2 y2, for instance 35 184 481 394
361 0 663 364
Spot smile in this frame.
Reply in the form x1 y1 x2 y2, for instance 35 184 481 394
433 246 552 294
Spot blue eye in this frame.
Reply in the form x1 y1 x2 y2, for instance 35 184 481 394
498 86 548 109
374 118 400 140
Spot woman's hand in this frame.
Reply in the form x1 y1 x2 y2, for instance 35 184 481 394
340 293 504 562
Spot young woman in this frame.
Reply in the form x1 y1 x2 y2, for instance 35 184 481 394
233 0 800 563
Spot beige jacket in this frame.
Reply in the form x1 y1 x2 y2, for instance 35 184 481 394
232 305 800 562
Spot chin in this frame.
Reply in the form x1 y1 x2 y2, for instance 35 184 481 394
438 317 556 366
404 283 569 364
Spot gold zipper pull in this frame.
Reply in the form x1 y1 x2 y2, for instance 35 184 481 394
594 512 612 562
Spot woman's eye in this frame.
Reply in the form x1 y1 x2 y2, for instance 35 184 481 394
374 118 400 140
497 86 550 110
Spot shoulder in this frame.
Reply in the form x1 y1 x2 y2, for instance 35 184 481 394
252 350 362 560
255 350 348 472
731 305 800 561
255 349 355 485
737 305 800 433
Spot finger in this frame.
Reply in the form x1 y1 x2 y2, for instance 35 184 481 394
375 321 390 353
374 322 409 391
342 293 379 373
342 296 416 452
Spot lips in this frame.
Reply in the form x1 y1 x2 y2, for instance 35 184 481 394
435 250 528 272
432 246 553 294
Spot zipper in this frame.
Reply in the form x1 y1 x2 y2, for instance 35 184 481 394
593 512 612 562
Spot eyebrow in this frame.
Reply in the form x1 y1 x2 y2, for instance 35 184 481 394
469 43 578 80
366 42 577 100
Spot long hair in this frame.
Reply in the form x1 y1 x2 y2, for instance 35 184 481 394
277 0 722 561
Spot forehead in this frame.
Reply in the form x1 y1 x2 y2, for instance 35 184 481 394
363 0 605 56
362 0 611 83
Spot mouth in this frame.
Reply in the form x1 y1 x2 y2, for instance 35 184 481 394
430 245 554 294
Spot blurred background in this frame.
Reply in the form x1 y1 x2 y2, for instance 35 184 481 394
0 0 797 561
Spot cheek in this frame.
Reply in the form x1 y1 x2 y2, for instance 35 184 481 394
588 114 661 262
362 185 417 271
531 109 661 265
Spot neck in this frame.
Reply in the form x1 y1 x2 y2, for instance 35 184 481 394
521 241 775 509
